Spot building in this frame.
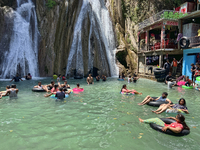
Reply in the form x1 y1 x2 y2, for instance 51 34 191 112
137 1 200 79
179 10 200 79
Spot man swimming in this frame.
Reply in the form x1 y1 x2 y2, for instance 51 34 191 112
10 73 23 82
87 74 94 85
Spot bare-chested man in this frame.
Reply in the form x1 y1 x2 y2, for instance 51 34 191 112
87 74 94 85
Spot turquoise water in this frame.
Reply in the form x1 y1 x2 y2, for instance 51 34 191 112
0 78 199 150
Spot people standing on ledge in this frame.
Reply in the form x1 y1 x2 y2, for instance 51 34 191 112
24 73 32 80
10 73 23 82
102 75 107 81
172 58 178 76
163 59 170 75
96 75 100 81
87 74 94 85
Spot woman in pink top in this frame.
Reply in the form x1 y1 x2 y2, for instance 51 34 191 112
121 84 142 95
44 84 59 97
139 114 190 133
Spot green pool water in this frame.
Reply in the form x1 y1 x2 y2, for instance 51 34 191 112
0 78 199 150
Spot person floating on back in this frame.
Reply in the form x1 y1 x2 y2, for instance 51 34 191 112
121 84 142 95
138 92 171 105
10 73 23 82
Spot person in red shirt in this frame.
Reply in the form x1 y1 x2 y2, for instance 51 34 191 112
139 114 190 134
172 58 178 76
185 76 192 87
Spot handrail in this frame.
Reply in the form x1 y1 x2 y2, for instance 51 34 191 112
138 10 189 31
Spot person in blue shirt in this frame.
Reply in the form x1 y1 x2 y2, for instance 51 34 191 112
138 92 171 105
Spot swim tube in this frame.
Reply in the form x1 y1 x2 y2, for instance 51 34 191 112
73 88 84 93
120 92 135 95
147 97 171 107
177 81 186 86
118 79 124 81
182 85 193 89
32 88 46 92
149 118 190 136
196 76 200 81
50 94 69 99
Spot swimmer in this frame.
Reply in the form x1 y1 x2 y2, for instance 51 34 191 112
185 76 192 87
121 84 142 95
44 84 59 97
152 98 189 114
46 81 55 90
102 75 107 81
62 75 66 81
87 74 94 85
10 73 23 82
138 92 171 105
34 81 49 92
76 83 83 90
139 114 190 134
57 74 61 82
133 72 139 83
2 84 18 99
55 87 66 100
24 73 32 80
96 75 100 81
61 80 70 89
128 76 132 83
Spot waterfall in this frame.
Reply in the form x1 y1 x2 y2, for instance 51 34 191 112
0 0 39 78
66 0 119 77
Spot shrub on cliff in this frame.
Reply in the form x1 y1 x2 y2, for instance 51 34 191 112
46 0 56 9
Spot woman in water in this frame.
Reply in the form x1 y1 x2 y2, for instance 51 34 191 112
121 84 142 95
139 114 190 134
44 84 59 97
152 98 189 114
1 84 18 99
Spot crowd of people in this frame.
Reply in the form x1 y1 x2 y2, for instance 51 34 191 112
0 71 192 136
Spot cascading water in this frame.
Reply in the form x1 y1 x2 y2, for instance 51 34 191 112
66 0 119 77
0 0 39 78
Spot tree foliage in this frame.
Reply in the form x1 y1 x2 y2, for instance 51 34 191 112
46 0 56 9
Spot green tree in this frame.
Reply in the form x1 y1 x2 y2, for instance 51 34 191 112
46 0 56 9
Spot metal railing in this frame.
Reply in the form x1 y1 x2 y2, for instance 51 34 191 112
188 36 200 47
138 10 188 30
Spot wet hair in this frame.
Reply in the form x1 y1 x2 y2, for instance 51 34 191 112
77 83 80 87
121 84 126 92
11 84 16 88
191 63 194 66
6 85 10 89
51 80 54 84
54 84 59 89
129 76 131 78
28 73 31 75
176 114 190 130
178 98 186 106
162 92 168 96
59 74 61 77
59 87 63 91
64 80 67 83
38 81 41 84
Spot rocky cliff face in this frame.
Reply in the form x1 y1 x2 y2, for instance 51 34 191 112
0 0 182 77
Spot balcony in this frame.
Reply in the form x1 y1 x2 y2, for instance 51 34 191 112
138 10 188 31
139 38 178 52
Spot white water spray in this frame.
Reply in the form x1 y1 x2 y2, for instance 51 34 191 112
66 0 118 77
0 0 39 78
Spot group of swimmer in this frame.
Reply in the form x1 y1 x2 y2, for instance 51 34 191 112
0 84 19 99
120 83 190 134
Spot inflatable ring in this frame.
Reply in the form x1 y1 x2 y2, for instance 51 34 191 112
196 76 200 81
149 118 190 136
153 68 166 75
165 109 185 114
177 81 186 86
118 79 124 81
50 94 69 99
73 88 84 93
120 92 135 95
32 88 46 92
182 85 193 89
147 97 171 107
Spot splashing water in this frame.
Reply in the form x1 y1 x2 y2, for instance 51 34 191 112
66 0 119 77
0 0 39 78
